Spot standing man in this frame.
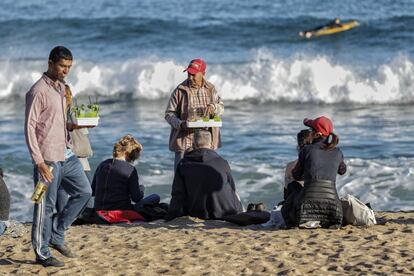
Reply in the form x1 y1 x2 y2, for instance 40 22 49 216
165 58 224 169
25 46 92 267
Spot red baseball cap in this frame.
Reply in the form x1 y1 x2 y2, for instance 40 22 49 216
303 116 333 136
184 59 206 74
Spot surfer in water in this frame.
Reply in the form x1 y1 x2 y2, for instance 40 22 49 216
327 18 342 28
300 18 342 38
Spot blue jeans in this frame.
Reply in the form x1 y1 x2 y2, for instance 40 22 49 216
134 194 161 210
31 156 92 260
56 170 94 214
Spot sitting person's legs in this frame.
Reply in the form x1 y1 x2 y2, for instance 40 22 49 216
138 194 160 206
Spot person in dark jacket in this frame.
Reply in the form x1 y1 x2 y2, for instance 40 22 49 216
0 168 10 236
282 116 346 229
92 135 160 211
166 129 243 220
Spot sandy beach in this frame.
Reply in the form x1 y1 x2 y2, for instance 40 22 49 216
0 211 412 275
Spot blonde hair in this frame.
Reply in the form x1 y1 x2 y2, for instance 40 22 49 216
113 134 143 162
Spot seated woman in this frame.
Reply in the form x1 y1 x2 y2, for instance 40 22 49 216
92 135 160 212
283 129 313 200
282 116 346 229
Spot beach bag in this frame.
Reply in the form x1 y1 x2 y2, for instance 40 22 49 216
71 129 93 158
261 205 286 229
341 194 376 226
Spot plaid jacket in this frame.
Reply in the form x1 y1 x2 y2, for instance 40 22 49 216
165 79 224 152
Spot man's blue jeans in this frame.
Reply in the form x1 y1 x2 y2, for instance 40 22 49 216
31 155 92 260
56 170 94 214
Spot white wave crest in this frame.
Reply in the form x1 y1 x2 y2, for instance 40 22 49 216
1 53 414 104
337 157 414 211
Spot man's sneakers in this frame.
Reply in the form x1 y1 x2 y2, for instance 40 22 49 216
50 243 76 258
35 244 75 267
36 256 65 267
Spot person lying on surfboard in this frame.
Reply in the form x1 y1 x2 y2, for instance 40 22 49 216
327 18 342 28
299 18 359 39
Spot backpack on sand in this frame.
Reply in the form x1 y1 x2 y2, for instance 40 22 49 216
341 194 376 226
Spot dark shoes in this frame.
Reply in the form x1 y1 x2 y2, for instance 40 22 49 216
36 256 65 267
247 203 256 211
50 243 76 258
247 202 266 212
35 243 75 267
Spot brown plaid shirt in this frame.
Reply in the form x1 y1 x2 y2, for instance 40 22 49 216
184 85 212 151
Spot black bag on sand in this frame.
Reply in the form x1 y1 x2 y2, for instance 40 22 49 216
223 211 270 226
73 208 107 225
137 203 169 222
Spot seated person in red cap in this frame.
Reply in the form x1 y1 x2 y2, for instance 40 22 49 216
281 116 346 229
166 129 243 220
165 58 224 170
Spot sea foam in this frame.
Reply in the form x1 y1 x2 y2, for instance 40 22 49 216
1 53 414 104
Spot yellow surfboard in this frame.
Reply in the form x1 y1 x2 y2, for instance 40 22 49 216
299 20 360 39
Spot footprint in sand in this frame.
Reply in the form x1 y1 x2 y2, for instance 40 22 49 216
328 265 338 271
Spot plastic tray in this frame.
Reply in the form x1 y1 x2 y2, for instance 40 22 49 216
187 120 222 128
73 117 100 126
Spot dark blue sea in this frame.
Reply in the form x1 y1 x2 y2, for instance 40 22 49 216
0 0 413 221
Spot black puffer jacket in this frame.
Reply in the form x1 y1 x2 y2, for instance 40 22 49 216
167 148 243 220
282 138 346 228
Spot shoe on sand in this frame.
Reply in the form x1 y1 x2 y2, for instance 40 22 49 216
247 203 256 211
255 203 266 211
36 257 65 267
299 220 321 229
50 243 76 258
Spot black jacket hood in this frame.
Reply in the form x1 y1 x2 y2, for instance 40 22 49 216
183 148 220 163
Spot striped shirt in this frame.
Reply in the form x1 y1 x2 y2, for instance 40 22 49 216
25 74 70 164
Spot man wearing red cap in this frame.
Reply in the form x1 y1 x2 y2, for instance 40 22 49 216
165 59 224 169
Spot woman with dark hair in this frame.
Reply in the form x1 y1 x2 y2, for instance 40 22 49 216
282 116 346 229
283 129 313 200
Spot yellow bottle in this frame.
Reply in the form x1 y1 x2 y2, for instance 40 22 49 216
31 166 53 204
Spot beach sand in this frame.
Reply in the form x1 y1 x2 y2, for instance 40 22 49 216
0 211 413 275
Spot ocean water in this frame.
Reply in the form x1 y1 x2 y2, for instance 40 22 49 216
0 0 413 221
